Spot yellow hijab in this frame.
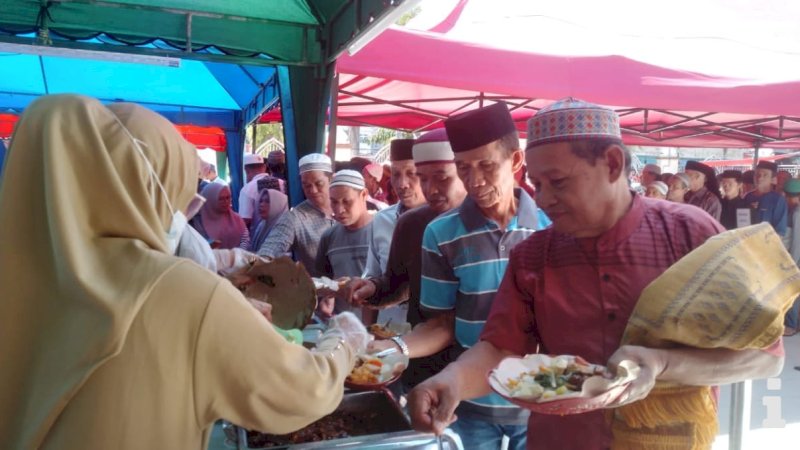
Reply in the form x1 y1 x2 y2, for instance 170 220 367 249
0 95 197 447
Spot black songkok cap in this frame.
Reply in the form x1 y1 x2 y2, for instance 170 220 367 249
684 160 716 180
756 160 778 175
444 102 517 153
389 139 415 161
720 170 743 182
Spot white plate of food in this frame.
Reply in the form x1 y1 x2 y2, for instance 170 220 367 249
488 354 639 415
345 350 409 391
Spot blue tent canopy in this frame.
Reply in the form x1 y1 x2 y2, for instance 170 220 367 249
0 52 274 125
0 52 280 202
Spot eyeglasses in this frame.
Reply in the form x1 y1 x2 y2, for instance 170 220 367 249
185 193 206 219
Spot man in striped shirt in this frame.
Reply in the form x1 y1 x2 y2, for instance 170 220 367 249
399 103 550 450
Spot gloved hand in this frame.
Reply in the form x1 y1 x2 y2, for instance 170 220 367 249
246 298 273 322
213 248 260 276
325 312 370 355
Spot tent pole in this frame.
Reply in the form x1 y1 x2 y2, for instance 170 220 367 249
328 71 339 162
753 142 761 170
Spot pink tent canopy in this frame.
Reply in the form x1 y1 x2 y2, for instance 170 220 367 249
263 0 800 149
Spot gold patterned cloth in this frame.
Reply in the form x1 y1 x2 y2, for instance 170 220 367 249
612 222 798 450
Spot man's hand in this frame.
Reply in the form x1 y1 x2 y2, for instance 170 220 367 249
606 345 667 407
366 338 397 354
408 373 461 435
317 296 336 320
247 298 273 322
347 278 377 306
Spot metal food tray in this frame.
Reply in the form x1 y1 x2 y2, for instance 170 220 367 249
225 391 460 450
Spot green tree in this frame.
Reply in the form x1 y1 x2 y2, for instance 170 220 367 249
246 123 284 151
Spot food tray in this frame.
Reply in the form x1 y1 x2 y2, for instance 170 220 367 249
227 391 459 449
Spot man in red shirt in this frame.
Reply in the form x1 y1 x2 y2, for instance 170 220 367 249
407 98 785 450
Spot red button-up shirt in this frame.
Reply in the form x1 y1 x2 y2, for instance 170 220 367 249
481 195 726 450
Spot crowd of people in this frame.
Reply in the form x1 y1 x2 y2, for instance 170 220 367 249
640 159 800 334
0 94 793 450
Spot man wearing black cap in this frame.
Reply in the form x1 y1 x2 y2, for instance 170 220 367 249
719 170 750 230
684 160 722 221
744 161 788 235
350 128 468 390
404 103 551 449
359 140 426 322
742 169 756 195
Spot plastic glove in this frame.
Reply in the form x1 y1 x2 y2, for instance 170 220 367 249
213 248 259 276
326 312 370 355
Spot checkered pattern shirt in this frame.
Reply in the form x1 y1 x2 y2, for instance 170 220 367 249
257 200 335 277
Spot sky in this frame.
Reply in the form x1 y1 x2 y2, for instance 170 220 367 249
405 0 800 82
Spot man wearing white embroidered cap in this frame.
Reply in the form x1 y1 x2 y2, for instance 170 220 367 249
315 170 375 320
258 153 335 276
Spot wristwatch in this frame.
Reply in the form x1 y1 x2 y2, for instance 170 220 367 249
390 336 410 357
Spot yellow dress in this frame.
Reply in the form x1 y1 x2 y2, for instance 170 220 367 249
0 95 354 449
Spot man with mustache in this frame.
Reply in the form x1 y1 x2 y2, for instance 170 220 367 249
399 103 551 449
408 98 784 450
257 153 335 277
350 129 468 388
359 139 426 323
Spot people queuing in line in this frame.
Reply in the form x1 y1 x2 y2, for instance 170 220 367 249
644 180 668 199
719 170 750 230
315 170 375 321
257 153 336 276
666 173 690 203
249 188 288 253
744 161 788 235
375 102 552 449
742 169 756 196
361 162 388 203
1 93 792 450
348 128 468 391
783 178 800 336
267 149 287 182
192 183 250 250
640 163 661 186
238 153 287 233
684 160 722 221
405 98 784 450
358 139 427 324
777 169 792 195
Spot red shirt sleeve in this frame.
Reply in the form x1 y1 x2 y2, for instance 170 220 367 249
480 246 540 355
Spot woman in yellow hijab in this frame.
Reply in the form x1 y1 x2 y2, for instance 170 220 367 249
0 95 366 449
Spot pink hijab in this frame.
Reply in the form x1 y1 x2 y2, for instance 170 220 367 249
199 183 247 249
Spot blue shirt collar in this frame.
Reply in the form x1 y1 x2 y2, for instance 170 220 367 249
458 188 539 231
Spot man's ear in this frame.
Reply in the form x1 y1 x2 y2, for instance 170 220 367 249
510 148 525 174
604 145 626 183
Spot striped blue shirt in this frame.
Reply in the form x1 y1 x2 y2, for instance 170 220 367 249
420 189 550 421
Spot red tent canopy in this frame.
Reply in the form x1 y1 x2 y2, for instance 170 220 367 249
0 114 226 152
0 114 18 139
174 125 227 152
262 0 800 149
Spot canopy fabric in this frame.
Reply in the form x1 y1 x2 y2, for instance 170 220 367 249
703 152 800 168
0 0 398 67
1 111 226 151
311 0 800 149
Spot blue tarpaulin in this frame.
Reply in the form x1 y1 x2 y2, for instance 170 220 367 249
0 52 279 203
